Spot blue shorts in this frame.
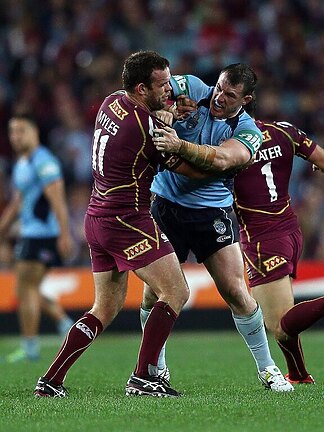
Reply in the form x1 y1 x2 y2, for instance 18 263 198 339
14 237 62 267
151 195 239 263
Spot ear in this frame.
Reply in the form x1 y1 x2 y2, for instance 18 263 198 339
242 95 253 106
136 83 147 96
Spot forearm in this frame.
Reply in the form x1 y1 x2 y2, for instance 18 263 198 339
309 145 324 173
45 181 70 236
178 140 225 171
0 197 20 236
51 196 70 236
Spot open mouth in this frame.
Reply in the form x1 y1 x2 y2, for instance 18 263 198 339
214 99 223 109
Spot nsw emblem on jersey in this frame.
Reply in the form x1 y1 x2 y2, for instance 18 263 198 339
263 255 287 272
108 99 129 120
123 239 152 260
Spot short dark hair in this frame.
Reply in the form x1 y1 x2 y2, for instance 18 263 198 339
122 50 170 92
221 63 257 97
10 112 38 128
221 63 257 118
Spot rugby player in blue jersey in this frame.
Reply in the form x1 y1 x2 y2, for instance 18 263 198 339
142 64 293 391
0 113 74 361
158 86 324 386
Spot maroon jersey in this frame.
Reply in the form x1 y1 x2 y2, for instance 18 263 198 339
87 91 181 217
234 120 317 243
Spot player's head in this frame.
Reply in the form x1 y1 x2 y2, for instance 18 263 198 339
8 113 40 155
210 63 257 120
122 50 172 111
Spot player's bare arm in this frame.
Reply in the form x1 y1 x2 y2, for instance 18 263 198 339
43 179 73 259
153 126 251 172
309 145 324 173
0 190 21 238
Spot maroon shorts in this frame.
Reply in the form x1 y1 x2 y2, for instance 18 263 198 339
241 228 303 288
84 211 174 272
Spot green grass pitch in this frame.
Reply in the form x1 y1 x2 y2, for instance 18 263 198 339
0 330 323 432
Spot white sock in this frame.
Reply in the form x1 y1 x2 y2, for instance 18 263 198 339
232 305 275 372
22 336 40 360
140 306 166 370
57 316 74 336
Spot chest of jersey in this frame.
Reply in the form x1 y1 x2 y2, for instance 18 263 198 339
13 158 38 193
175 107 234 146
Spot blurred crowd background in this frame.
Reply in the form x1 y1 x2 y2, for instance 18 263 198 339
0 0 323 267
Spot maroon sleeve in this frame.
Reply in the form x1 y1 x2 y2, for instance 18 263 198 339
270 121 317 159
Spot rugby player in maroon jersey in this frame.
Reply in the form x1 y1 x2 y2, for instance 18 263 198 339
234 105 324 384
34 51 213 399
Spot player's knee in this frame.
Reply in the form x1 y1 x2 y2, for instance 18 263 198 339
266 320 284 340
142 285 158 309
178 285 190 307
90 301 123 328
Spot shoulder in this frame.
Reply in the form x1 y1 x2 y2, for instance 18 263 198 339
33 146 59 165
32 146 61 178
234 111 262 137
232 112 262 155
171 75 213 100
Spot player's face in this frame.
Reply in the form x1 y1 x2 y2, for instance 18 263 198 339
145 68 172 111
210 72 251 119
8 119 38 155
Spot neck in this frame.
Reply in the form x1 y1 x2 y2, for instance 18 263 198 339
21 143 38 158
228 106 243 119
126 93 151 113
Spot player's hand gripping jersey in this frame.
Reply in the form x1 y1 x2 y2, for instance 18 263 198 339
87 91 181 217
234 120 317 243
151 75 262 209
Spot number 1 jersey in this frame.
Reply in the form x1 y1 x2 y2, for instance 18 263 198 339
234 120 317 243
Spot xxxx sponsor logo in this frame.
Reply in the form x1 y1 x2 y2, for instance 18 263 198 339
108 99 129 120
262 129 271 143
124 239 152 260
263 255 287 272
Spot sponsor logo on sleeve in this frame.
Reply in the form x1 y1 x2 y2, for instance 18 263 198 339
237 131 262 153
173 75 189 95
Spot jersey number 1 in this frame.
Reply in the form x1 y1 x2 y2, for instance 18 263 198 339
261 162 278 202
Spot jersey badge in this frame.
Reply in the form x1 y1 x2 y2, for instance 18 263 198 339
263 255 287 272
108 99 129 120
186 112 200 129
303 137 313 148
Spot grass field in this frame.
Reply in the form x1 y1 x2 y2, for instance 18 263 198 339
0 330 323 432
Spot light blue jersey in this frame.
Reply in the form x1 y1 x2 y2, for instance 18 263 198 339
13 145 62 238
151 75 262 208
